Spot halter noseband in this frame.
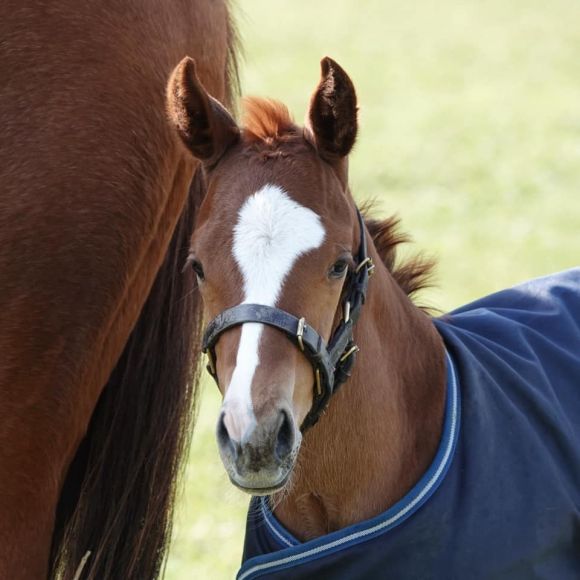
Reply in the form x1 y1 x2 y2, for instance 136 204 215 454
201 209 374 431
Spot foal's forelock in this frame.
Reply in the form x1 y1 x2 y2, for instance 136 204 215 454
221 183 325 438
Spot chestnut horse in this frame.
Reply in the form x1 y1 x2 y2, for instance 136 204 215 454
168 57 580 578
0 2 238 578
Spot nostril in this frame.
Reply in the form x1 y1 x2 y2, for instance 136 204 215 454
217 412 239 460
275 409 295 462
217 412 229 445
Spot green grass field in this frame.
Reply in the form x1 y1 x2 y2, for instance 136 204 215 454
166 1 580 577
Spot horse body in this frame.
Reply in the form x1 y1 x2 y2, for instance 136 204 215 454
167 53 445 529
167 55 580 578
0 1 237 577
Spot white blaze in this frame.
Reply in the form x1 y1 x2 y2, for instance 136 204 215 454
223 184 325 440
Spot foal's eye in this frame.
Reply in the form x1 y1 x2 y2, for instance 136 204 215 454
190 259 205 282
329 259 349 279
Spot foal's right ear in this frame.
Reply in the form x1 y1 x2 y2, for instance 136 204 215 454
167 57 239 166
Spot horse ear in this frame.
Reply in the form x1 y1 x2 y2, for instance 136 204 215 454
307 57 358 162
167 56 239 166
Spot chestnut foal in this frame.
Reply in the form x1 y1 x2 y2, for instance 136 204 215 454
168 57 580 579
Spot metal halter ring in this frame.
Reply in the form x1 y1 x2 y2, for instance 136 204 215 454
355 256 375 276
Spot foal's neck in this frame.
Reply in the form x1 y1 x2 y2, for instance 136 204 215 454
273 240 446 540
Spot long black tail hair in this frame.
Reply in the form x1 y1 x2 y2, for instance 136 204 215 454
49 172 202 579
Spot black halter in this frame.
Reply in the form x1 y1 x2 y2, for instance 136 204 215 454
201 209 374 431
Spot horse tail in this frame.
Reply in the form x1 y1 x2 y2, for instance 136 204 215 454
224 2 242 116
49 170 204 579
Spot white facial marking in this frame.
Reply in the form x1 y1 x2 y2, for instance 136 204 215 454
223 184 325 440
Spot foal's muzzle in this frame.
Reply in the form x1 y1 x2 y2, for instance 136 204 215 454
217 405 298 494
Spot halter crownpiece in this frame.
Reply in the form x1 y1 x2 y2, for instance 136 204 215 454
201 208 374 431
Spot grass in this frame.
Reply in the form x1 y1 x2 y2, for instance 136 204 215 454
165 1 580 577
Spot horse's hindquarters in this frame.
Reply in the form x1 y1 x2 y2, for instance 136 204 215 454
0 0 237 577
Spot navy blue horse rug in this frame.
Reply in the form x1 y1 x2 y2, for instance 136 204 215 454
239 268 580 580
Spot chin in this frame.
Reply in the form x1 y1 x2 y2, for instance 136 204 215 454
228 469 293 496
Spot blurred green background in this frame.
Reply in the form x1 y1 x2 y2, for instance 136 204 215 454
166 0 580 577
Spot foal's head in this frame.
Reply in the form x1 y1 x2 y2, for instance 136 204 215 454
168 57 360 493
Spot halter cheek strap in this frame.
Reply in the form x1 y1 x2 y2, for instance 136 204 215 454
201 209 374 431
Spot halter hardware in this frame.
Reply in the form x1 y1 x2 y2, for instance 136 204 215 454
296 317 306 352
315 368 322 397
343 301 351 323
201 209 373 431
355 256 375 276
339 344 360 363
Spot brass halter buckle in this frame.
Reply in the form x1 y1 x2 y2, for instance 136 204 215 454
296 317 306 352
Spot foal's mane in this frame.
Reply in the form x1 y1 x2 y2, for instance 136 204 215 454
241 98 435 305
363 211 435 304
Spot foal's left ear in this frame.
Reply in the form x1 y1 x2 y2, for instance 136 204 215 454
167 56 240 166
307 57 358 162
